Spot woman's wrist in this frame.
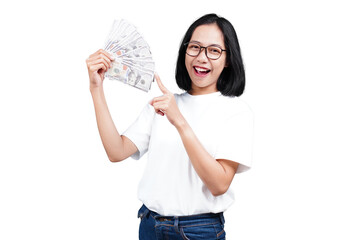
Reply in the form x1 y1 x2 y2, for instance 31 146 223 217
90 84 104 93
174 116 189 133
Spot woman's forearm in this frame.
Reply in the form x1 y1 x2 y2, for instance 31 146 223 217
175 120 230 196
90 86 130 162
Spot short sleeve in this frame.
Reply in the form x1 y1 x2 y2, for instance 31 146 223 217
122 103 155 160
214 110 254 173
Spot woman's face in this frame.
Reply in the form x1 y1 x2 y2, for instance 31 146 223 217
185 23 227 95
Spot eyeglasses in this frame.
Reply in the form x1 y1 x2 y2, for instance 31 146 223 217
185 42 226 60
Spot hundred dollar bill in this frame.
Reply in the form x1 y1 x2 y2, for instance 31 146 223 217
105 59 154 92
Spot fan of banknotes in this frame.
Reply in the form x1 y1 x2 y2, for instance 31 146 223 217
104 19 155 92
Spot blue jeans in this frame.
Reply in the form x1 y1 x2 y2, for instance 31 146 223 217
138 204 226 240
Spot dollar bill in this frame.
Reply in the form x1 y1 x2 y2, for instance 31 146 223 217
105 59 154 92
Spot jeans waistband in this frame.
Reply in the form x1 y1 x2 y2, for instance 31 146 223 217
138 204 225 225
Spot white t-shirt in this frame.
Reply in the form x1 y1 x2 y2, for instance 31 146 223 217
123 91 254 216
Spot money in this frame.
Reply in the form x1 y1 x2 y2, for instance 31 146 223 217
103 19 155 92
106 59 153 91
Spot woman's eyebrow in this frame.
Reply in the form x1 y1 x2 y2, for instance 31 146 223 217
189 40 201 44
189 40 224 48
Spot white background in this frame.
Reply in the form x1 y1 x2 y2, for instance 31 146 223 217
1 0 359 239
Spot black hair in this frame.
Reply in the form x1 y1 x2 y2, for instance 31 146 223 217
175 13 245 97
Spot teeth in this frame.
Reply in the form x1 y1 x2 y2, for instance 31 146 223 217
195 67 209 73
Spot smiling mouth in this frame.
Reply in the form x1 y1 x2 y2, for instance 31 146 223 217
193 66 211 76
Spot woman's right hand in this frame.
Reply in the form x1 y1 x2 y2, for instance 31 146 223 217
86 49 114 89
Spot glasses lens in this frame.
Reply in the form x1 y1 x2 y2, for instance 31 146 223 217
186 43 200 56
207 46 222 59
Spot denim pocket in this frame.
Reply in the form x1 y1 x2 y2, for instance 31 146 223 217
214 223 226 239
179 222 225 240
180 227 190 240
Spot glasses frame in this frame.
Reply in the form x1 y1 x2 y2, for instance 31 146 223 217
184 42 226 60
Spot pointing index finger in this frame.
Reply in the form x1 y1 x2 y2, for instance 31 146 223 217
155 73 169 94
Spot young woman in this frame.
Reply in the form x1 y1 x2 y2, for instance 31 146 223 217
86 13 253 240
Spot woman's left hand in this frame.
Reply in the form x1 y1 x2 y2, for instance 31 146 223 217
150 74 185 128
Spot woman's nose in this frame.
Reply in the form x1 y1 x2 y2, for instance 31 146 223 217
196 48 208 62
